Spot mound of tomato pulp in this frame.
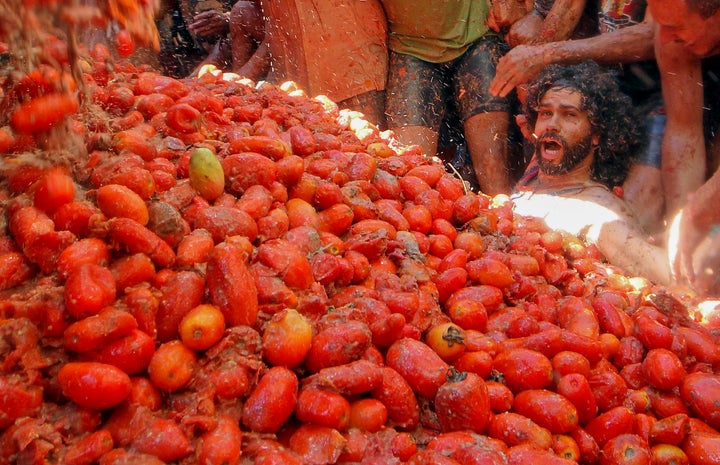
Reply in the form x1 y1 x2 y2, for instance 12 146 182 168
1 25 720 465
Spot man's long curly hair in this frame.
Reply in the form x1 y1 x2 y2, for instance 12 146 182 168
522 60 641 188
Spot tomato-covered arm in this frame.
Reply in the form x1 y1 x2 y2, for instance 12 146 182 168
491 13 654 97
529 0 588 45
655 37 707 216
595 216 671 286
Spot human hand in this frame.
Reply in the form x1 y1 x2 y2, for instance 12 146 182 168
487 0 530 33
189 10 229 37
489 45 545 97
693 232 720 296
666 202 708 287
505 12 543 47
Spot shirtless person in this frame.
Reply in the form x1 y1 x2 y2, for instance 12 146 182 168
511 61 671 285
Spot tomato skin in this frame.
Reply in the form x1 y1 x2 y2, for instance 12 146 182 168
131 416 192 462
10 92 79 134
288 424 347 465
571 427 601 464
198 416 243 465
34 167 76 214
642 348 686 391
56 237 111 281
178 304 225 351
96 183 149 226
492 347 554 393
674 326 720 366
242 366 298 434
487 412 553 449
115 29 135 57
52 200 101 237
305 320 372 373
0 252 36 290
506 443 578 465
134 71 190 100
231 135 292 161
64 263 118 319
371 366 420 430
513 389 579 434
589 360 630 412
155 270 205 342
651 444 690 465
295 386 351 430
434 368 491 434
110 252 157 292
600 433 651 465
649 413 690 446
348 398 388 433
0 376 43 429
425 322 466 362
108 217 176 268
92 328 156 375
63 306 138 353
57 362 132 410
680 372 720 430
206 242 258 328
585 406 635 448
386 337 449 399
306 359 383 395
147 340 197 392
681 432 720 465
556 373 598 426
63 429 114 465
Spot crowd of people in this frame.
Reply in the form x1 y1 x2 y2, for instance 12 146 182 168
150 0 720 297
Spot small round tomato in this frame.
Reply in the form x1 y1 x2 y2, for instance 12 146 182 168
34 167 75 214
600 434 651 465
349 398 388 433
262 308 313 368
115 29 135 57
148 340 197 392
57 362 131 410
178 304 226 351
425 322 466 362
446 298 488 332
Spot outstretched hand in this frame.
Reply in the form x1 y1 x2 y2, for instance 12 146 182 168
489 45 546 97
189 10 230 37
667 200 720 296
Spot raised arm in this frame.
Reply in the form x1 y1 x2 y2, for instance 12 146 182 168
490 14 655 97
655 38 707 216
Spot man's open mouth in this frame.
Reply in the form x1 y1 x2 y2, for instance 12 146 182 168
541 138 564 160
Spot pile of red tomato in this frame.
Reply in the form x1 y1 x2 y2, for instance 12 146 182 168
1 29 720 465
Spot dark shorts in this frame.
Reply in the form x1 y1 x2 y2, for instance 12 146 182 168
633 93 665 168
385 34 513 131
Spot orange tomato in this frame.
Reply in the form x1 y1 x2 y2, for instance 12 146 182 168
178 304 226 351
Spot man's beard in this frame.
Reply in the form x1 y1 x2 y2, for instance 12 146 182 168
535 132 595 176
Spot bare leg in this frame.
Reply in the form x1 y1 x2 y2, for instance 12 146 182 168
464 111 512 195
229 0 264 71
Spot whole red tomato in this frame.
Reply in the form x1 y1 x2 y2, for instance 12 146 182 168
57 362 132 410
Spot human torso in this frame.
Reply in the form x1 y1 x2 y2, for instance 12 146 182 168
380 0 492 62
511 179 633 245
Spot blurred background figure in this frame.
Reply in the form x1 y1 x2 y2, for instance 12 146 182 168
155 0 238 78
